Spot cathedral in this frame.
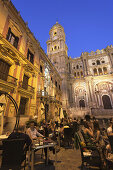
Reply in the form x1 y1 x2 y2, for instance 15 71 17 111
47 22 113 118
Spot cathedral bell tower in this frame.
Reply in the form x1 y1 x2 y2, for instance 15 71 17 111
47 22 68 110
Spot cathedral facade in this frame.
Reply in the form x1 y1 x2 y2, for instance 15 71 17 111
47 22 113 118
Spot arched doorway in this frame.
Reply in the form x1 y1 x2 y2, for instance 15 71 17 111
79 100 85 108
102 95 112 109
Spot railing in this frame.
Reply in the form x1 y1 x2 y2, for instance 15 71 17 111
91 108 113 117
37 90 48 97
0 71 17 85
19 81 34 93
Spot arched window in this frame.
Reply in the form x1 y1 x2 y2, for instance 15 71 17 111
76 65 79 69
81 71 83 77
103 67 107 74
74 72 76 78
79 100 85 108
93 68 97 76
96 60 100 65
77 72 79 78
54 46 57 50
102 95 112 109
98 68 102 75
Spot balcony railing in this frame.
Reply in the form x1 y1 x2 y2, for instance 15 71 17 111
19 81 34 93
37 90 48 97
0 71 17 85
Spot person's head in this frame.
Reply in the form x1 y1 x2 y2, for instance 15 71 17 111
83 121 89 129
92 116 96 121
29 121 35 129
111 118 113 123
17 125 25 132
60 123 63 128
29 115 33 120
93 121 100 131
85 114 91 122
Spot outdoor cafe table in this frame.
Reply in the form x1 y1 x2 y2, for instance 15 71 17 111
29 142 57 170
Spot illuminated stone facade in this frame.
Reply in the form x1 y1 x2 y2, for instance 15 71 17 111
0 0 62 126
47 22 113 117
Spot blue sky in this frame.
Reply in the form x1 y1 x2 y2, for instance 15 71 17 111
11 0 113 58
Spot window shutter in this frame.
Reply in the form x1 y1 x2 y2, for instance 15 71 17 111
30 53 34 64
14 36 19 49
6 27 11 40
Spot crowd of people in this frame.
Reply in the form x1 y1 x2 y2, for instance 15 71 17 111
3 114 113 168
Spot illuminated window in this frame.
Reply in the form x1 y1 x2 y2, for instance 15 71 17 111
81 71 83 77
96 60 100 65
94 68 97 75
27 49 34 64
98 68 102 75
54 46 57 50
76 65 79 69
6 27 19 49
54 32 57 35
103 67 107 74
74 72 76 78
77 72 79 78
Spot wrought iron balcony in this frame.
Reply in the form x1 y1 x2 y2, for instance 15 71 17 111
19 81 34 93
37 90 48 97
0 71 17 85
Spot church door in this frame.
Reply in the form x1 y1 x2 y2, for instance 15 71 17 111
102 95 112 109
79 100 85 108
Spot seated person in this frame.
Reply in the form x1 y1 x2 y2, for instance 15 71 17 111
8 124 32 151
82 121 95 146
107 119 113 136
7 124 32 165
26 121 44 141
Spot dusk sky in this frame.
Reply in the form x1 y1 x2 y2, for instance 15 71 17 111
11 0 113 58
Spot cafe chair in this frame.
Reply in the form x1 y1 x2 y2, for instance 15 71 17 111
1 138 27 170
75 132 102 169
